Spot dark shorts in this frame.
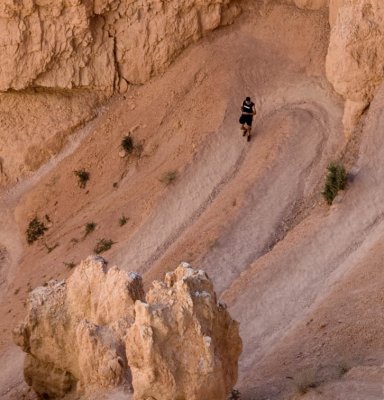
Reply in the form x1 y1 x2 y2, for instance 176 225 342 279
239 114 253 126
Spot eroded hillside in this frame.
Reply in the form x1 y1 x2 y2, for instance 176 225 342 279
1 1 384 400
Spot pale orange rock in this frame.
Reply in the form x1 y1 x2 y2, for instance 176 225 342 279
292 0 329 10
0 0 241 92
126 262 242 400
13 256 144 398
13 259 242 399
326 0 384 132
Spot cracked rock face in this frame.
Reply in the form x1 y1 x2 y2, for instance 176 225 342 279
13 256 145 398
127 263 242 400
326 0 384 132
0 0 241 92
13 258 242 399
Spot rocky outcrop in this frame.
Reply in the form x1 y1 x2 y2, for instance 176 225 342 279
326 0 384 133
127 263 242 400
13 256 144 398
13 258 242 399
0 0 241 92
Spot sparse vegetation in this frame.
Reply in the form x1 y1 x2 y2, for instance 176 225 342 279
70 238 79 245
119 215 128 226
26 217 48 244
63 261 76 269
228 389 241 400
74 169 90 189
121 135 134 154
84 222 96 236
44 242 59 253
94 238 115 254
160 170 178 185
337 361 351 377
295 371 319 395
322 163 347 205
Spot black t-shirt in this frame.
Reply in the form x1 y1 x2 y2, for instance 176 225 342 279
242 101 255 115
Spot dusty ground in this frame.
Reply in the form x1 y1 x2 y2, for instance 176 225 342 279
1 3 384 400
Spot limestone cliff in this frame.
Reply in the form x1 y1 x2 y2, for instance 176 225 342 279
13 258 242 399
0 0 241 92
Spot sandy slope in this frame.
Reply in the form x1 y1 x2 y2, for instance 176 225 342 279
1 3 383 400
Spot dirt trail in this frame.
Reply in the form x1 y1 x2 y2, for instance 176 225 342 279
225 84 384 398
113 13 341 282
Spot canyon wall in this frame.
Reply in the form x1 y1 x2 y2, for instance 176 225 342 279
0 0 241 188
13 258 242 399
1 0 384 186
326 0 384 133
0 0 241 92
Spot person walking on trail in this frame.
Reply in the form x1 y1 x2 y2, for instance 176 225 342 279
239 96 256 142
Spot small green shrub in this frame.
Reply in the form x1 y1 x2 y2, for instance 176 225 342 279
74 169 90 189
119 215 128 226
322 163 347 205
160 170 178 185
94 239 115 254
121 135 134 154
26 217 48 244
84 222 96 236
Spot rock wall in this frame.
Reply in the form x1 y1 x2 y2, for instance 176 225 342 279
266 0 384 133
0 0 241 92
13 258 242 400
326 0 384 134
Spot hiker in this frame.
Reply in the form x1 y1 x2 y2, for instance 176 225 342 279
239 96 256 142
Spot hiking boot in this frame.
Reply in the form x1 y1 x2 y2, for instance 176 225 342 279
247 135 252 142
243 131 247 137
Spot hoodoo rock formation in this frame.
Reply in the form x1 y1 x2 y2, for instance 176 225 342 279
13 257 242 399
12 256 145 397
127 263 242 400
0 0 241 92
